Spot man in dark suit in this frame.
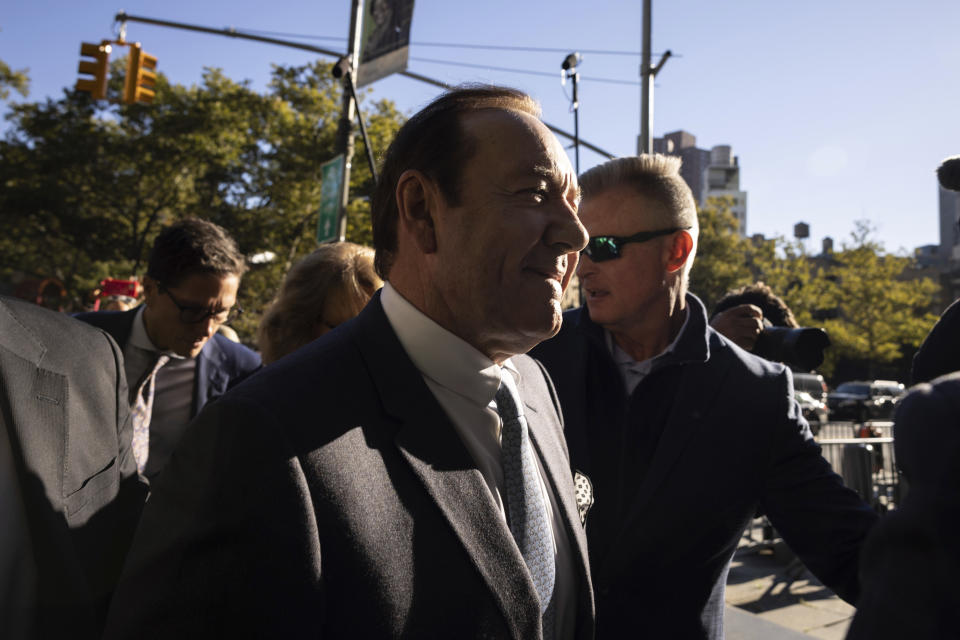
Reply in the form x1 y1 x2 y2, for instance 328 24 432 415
847 372 960 639
531 154 878 639
104 86 594 639
0 295 145 639
76 218 260 481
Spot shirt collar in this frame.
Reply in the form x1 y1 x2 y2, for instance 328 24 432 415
605 305 690 368
128 306 158 352
380 282 518 409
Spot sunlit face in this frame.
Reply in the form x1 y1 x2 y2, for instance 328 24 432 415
142 272 240 358
577 186 675 333
426 109 588 362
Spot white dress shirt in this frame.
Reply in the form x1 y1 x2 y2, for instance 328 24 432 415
381 282 576 639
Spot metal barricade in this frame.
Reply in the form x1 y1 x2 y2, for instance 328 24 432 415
816 436 904 512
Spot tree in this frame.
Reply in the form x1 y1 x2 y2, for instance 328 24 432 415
689 201 938 379
0 56 30 100
818 221 939 378
688 196 757 311
0 60 406 343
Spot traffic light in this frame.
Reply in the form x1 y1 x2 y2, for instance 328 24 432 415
124 43 157 104
76 41 111 100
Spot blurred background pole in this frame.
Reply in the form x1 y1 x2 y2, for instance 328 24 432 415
638 0 653 154
638 0 671 156
335 0 364 242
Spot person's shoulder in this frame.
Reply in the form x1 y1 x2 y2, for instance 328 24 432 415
209 332 261 371
1 297 120 360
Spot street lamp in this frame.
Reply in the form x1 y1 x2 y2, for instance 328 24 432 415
561 52 581 174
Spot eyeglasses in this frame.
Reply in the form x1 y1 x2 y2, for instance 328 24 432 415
581 227 691 262
159 285 242 324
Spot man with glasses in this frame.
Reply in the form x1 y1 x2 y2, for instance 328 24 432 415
77 218 260 482
531 154 876 639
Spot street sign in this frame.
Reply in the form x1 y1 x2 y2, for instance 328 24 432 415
317 154 345 243
357 0 415 87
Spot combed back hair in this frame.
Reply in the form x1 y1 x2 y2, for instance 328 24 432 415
372 84 541 278
257 242 383 364
146 217 247 288
579 154 698 234
713 282 799 328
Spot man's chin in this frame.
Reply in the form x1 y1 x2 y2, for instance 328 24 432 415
181 340 208 358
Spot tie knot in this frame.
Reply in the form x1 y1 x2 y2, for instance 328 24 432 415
495 375 523 423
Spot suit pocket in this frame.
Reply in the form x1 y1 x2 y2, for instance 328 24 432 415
64 456 119 521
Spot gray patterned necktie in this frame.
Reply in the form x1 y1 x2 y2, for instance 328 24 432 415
131 354 169 475
496 371 556 639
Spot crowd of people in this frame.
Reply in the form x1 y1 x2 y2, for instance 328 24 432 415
1 84 956 639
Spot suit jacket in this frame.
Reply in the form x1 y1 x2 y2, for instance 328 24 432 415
911 297 960 384
847 373 960 639
0 296 146 639
531 295 877 640
74 307 261 417
104 295 594 639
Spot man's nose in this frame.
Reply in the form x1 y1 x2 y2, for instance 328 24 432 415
546 199 588 254
199 316 218 338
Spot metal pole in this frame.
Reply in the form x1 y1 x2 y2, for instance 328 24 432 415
344 68 378 184
572 71 580 174
639 0 652 155
335 0 364 242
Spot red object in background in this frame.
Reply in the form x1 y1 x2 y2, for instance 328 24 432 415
100 278 140 298
92 278 141 311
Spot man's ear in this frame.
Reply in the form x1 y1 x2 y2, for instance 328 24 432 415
665 230 694 273
396 169 440 254
141 275 159 307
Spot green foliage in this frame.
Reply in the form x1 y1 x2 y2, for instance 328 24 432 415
688 196 758 310
0 58 30 100
816 221 939 377
691 205 939 378
0 60 406 344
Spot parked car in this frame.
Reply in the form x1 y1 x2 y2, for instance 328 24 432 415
795 390 829 433
792 372 829 430
793 372 828 402
827 380 905 422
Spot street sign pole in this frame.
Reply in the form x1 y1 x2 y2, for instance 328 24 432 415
335 0 365 242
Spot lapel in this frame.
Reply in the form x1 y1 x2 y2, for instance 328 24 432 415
194 336 228 417
609 299 731 551
351 295 542 640
0 299 68 504
520 361 594 638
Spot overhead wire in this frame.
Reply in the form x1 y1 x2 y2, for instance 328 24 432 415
235 28 674 58
410 56 641 86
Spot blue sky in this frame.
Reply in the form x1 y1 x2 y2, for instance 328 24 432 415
3 0 958 254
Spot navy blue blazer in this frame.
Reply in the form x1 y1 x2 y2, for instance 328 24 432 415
75 308 261 417
531 294 878 640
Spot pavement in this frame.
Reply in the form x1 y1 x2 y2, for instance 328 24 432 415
724 520 856 639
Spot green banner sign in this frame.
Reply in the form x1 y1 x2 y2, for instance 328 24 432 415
317 154 345 244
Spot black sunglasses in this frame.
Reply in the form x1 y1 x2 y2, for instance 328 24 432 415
159 285 243 324
581 227 690 262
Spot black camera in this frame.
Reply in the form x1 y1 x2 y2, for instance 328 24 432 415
753 325 831 371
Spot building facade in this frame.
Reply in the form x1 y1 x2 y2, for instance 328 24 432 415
654 130 748 235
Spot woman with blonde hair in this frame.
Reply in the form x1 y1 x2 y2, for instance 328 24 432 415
258 242 382 364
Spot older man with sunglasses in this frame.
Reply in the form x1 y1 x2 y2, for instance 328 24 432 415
531 154 876 639
77 218 260 482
